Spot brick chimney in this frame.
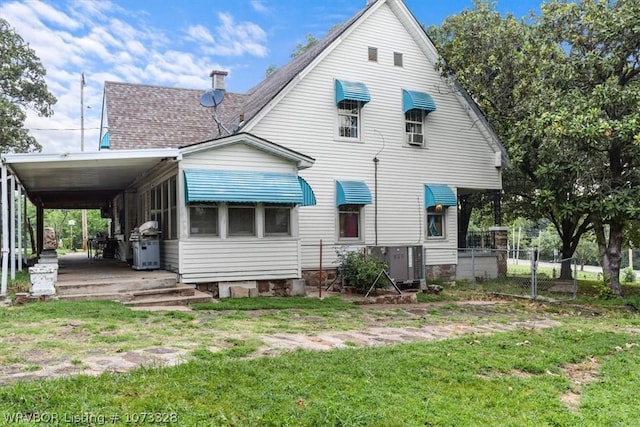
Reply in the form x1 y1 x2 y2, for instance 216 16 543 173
210 70 228 91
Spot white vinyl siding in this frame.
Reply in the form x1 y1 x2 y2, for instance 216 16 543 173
179 239 301 282
174 141 303 282
239 2 501 269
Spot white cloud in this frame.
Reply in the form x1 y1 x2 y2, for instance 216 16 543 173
29 0 81 30
201 12 268 57
251 0 270 14
186 24 215 43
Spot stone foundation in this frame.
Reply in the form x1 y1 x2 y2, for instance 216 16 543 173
196 278 304 298
426 264 456 281
195 282 219 298
302 269 338 288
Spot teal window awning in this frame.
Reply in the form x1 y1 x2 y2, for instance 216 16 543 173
336 180 372 206
100 132 110 150
298 177 316 206
403 89 436 113
425 184 456 208
335 79 371 104
184 169 305 204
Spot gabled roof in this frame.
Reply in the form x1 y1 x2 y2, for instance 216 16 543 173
238 2 375 127
180 132 315 170
103 82 247 150
102 0 504 160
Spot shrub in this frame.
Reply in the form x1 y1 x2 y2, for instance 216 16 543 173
622 267 636 283
337 249 388 292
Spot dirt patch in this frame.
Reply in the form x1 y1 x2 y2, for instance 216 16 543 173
559 356 601 412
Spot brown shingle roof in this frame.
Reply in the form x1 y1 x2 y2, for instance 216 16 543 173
104 82 247 150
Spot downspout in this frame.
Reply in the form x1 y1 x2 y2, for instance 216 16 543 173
373 130 386 247
373 157 378 246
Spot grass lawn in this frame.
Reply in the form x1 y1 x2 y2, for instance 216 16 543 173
1 287 640 425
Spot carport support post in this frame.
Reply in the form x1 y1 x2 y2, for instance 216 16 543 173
36 205 44 256
1 163 8 296
9 176 15 280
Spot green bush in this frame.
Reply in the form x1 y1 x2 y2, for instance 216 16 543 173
622 267 636 283
337 250 388 292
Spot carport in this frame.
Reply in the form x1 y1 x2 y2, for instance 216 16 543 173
0 148 179 296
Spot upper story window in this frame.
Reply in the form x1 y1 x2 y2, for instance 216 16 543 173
335 80 371 141
394 52 403 67
368 47 378 62
338 100 361 139
405 109 424 147
402 89 436 148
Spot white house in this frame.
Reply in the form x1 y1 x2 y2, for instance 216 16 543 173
1 0 505 296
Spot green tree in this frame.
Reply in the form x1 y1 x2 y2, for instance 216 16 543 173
429 1 592 280
0 18 56 153
429 0 640 294
291 34 318 58
531 0 640 295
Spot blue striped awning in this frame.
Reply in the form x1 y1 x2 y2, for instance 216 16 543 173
184 169 304 204
298 177 316 206
336 180 372 206
424 184 456 208
403 89 436 113
335 79 371 104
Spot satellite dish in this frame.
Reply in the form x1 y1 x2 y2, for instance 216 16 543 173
199 89 225 107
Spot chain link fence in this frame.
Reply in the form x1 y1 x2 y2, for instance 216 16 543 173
479 249 577 301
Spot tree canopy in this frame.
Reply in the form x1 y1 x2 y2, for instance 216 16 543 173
0 18 56 153
429 0 640 294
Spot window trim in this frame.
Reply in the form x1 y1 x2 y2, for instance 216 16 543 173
394 52 403 67
188 204 220 237
228 204 257 237
338 204 364 241
368 47 378 62
426 207 445 239
264 204 292 237
337 99 363 141
405 109 425 148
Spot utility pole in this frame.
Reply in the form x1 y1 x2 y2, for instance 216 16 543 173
81 73 88 251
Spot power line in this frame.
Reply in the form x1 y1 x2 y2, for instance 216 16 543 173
27 127 101 131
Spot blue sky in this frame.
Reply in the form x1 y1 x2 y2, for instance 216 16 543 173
1 0 542 153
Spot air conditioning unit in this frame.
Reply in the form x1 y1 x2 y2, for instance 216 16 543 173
406 133 424 146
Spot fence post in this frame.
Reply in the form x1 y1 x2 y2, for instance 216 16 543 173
490 226 509 278
530 249 538 299
471 248 476 289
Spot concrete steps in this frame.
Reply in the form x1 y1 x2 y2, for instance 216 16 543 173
123 287 214 307
57 276 213 307
56 275 178 296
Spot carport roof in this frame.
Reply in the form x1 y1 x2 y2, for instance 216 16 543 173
2 149 179 209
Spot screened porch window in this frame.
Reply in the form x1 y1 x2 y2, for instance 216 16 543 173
228 205 256 236
264 205 291 236
189 204 218 236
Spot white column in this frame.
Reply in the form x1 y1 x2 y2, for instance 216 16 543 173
9 176 15 280
1 163 9 296
17 185 22 271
